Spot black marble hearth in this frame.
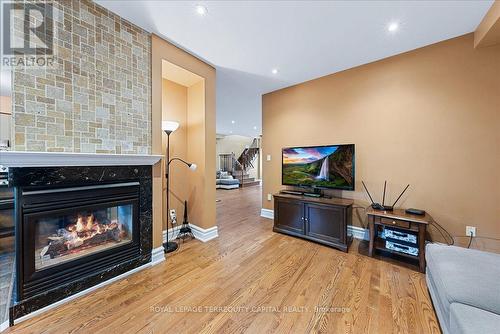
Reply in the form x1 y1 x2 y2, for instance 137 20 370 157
8 166 153 322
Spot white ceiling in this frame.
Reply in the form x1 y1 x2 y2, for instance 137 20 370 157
96 0 493 137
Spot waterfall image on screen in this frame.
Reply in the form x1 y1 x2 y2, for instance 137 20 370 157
317 157 329 180
282 144 354 190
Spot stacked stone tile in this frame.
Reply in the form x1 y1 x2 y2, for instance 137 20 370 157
12 0 151 154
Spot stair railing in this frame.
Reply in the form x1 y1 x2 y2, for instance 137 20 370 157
219 138 260 188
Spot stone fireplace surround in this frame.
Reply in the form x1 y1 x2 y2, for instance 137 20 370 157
0 152 162 324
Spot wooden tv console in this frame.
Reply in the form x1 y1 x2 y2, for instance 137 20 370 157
273 193 353 252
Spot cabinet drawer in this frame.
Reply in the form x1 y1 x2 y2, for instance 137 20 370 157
379 217 410 229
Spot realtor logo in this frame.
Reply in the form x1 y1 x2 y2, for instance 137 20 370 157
2 1 54 67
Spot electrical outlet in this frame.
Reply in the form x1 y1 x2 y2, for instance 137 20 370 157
267 193 272 201
466 226 476 237
266 154 271 161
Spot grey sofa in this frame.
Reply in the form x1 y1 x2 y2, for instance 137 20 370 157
426 243 500 334
216 171 240 190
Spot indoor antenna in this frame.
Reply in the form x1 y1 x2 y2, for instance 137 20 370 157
385 183 410 211
361 181 384 210
382 180 387 206
362 181 410 211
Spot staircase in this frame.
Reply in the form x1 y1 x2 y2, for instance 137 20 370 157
219 138 260 188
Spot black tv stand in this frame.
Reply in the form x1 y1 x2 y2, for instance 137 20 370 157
273 193 353 252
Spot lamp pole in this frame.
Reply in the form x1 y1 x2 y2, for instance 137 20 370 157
164 130 178 253
162 120 196 254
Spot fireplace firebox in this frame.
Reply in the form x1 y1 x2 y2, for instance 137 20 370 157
17 182 140 300
9 165 153 321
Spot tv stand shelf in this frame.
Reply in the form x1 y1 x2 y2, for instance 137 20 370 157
273 193 353 252
366 208 433 272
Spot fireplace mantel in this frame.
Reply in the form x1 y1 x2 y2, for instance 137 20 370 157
0 151 162 167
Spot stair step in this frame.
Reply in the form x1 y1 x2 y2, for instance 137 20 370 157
233 173 250 178
241 180 260 187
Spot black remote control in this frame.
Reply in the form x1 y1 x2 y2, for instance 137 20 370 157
405 208 425 216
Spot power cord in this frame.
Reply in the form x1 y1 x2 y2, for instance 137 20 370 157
467 231 473 249
429 220 454 246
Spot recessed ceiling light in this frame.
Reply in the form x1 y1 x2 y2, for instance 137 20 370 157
387 22 399 33
195 5 208 16
231 120 235 124
229 131 233 134
271 68 279 75
253 126 257 130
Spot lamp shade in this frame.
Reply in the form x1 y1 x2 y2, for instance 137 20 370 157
189 163 197 171
162 121 179 134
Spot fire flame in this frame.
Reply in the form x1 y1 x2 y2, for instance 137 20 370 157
65 214 121 250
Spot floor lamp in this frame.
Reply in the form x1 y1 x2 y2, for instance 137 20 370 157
162 121 197 253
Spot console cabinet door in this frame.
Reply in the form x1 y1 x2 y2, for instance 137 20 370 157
305 203 345 244
274 198 304 235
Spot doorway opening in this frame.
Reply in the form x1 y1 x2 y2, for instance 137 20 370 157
215 134 262 228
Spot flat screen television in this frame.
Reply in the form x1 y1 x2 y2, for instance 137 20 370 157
282 144 355 190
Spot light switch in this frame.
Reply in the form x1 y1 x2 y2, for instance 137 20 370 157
266 154 271 161
267 194 272 201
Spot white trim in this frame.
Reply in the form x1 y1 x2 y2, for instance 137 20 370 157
348 225 370 241
190 224 218 242
163 225 181 242
163 224 218 243
260 208 274 219
0 151 162 167
151 246 165 265
13 248 164 326
0 320 9 333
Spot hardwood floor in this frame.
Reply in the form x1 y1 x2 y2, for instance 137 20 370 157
6 186 440 333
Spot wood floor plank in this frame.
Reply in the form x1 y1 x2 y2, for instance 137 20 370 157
6 186 439 334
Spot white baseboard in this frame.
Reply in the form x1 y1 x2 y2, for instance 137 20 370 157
13 247 164 326
0 320 9 333
163 223 218 243
151 246 165 265
260 208 274 219
348 225 369 241
190 224 218 242
162 225 181 243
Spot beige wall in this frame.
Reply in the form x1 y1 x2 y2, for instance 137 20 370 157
0 96 11 115
475 0 500 48
162 79 189 225
0 96 12 145
186 81 208 228
262 34 500 251
152 35 216 248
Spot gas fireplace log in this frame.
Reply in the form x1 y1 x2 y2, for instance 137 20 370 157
44 239 66 258
44 223 123 258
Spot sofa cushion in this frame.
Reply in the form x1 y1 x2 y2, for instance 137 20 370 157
426 243 500 316
426 270 451 333
450 303 500 334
